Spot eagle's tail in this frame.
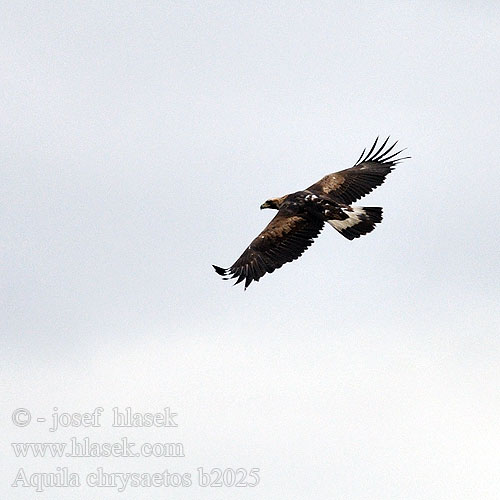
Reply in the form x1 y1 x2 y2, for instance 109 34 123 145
327 206 383 240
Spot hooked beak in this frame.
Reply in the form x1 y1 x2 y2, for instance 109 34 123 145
260 202 269 210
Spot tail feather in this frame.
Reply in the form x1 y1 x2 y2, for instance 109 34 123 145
327 206 383 240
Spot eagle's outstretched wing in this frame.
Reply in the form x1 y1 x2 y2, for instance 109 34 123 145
307 137 409 205
213 210 324 289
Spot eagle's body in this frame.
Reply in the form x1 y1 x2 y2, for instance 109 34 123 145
214 137 408 289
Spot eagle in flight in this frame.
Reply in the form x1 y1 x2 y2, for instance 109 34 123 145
213 137 408 289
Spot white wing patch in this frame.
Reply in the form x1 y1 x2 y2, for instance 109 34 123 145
304 194 319 201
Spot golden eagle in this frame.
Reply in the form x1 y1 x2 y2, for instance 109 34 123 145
214 137 408 289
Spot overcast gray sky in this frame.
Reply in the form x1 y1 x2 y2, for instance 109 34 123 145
2 1 500 499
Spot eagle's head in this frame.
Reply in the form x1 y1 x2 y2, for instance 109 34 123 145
260 196 286 210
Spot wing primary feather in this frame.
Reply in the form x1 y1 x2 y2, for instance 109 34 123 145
372 139 398 161
362 136 379 163
213 265 229 276
234 272 246 285
355 147 366 165
370 136 390 161
254 258 266 278
248 262 257 280
244 273 253 290
380 147 408 163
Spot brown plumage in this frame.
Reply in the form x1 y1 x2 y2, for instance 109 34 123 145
214 137 409 289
